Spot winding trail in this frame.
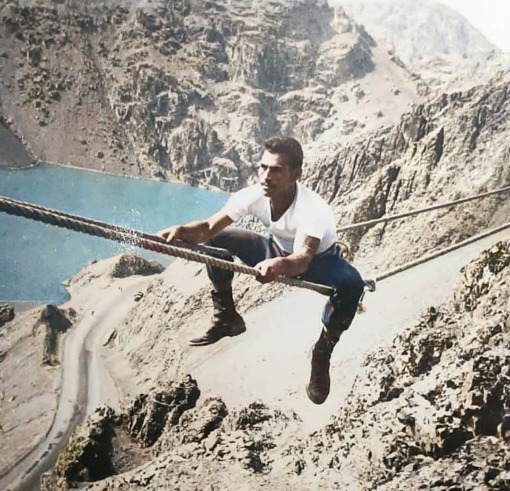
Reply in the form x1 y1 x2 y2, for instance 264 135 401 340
0 274 152 491
1 229 508 489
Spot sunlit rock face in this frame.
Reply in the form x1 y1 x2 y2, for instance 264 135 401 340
336 0 510 91
0 0 422 189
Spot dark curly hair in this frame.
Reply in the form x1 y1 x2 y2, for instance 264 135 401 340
263 137 304 169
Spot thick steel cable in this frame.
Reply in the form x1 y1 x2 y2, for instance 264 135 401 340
373 222 510 283
0 196 231 259
1 187 508 296
0 196 335 296
337 184 510 232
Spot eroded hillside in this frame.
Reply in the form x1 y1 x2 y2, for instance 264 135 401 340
0 0 422 187
40 241 509 490
308 74 510 273
338 0 510 92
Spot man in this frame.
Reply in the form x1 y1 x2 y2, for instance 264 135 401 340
157 137 365 404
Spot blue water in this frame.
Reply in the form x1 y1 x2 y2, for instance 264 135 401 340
0 163 228 304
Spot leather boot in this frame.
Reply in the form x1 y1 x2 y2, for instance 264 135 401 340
306 328 340 404
189 288 246 346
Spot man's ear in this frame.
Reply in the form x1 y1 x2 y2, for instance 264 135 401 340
293 167 302 180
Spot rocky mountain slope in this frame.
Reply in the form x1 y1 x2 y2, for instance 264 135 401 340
336 0 510 92
1 0 424 187
1 1 509 489
40 240 509 490
308 71 510 274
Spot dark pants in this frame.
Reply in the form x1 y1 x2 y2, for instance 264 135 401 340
207 228 365 334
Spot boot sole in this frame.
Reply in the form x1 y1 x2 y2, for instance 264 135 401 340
188 325 246 346
306 384 328 405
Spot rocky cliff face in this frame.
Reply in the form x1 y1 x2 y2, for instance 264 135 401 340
293 241 509 490
41 241 510 490
307 73 510 273
337 0 510 92
2 3 509 489
0 0 422 188
0 120 34 167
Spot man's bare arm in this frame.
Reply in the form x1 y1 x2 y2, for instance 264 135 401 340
157 209 234 244
255 236 320 283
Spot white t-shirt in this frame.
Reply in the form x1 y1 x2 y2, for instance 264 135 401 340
223 182 337 254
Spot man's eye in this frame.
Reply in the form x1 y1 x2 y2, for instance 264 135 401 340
258 165 281 173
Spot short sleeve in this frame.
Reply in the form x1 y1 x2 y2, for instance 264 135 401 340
301 214 327 240
294 215 327 251
222 186 263 222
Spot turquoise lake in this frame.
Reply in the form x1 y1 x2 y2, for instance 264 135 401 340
0 163 228 304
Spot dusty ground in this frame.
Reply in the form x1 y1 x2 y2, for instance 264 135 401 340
0 307 59 475
2 227 508 490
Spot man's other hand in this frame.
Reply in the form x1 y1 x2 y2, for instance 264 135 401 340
255 258 284 283
156 225 183 243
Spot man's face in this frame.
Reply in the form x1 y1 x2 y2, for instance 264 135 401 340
258 151 301 199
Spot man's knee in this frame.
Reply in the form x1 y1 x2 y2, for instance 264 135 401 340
207 228 236 250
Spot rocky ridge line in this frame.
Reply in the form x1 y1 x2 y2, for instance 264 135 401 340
308 74 510 272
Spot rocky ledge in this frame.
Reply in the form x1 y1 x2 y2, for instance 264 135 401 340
0 303 15 328
41 241 509 490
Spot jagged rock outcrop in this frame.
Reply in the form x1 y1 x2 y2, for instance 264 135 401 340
41 378 201 491
41 406 118 490
286 240 509 490
454 242 510 313
36 304 75 365
110 254 164 278
0 303 15 327
42 375 300 490
306 74 510 272
0 0 422 185
128 375 200 446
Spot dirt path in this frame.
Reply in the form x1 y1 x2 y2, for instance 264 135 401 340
0 269 153 491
